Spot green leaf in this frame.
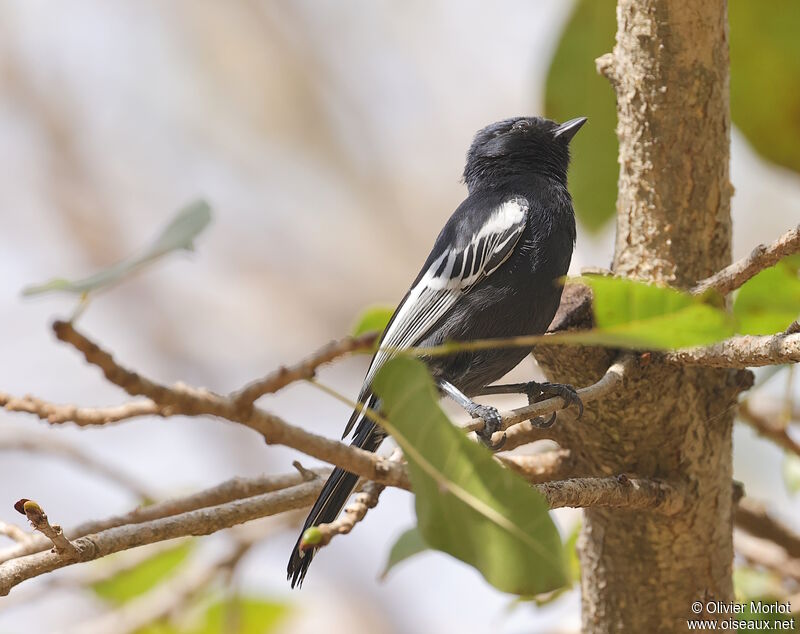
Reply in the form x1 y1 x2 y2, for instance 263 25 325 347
783 454 800 495
372 358 568 596
545 0 618 232
730 0 800 174
565 521 581 584
734 259 800 335
92 541 193 604
380 526 429 579
22 199 212 297
351 305 394 336
559 277 736 349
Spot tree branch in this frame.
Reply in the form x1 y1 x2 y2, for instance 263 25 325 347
230 331 378 408
0 392 163 426
735 497 800 559
535 475 684 515
497 449 575 484
15 500 79 559
0 468 331 563
737 402 800 457
692 224 800 296
0 480 324 596
665 332 800 368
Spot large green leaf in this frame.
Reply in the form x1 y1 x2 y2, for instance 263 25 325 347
544 0 617 232
730 0 800 174
380 526 429 579
733 257 800 335
372 357 568 596
557 276 736 349
22 199 212 297
92 541 193 604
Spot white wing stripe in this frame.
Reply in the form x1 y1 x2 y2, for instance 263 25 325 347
359 196 529 399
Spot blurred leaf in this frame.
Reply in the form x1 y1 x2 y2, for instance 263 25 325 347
553 277 736 349
734 258 800 335
730 0 800 174
380 526 429 579
545 0 617 232
734 566 786 602
22 199 212 297
137 596 289 634
783 453 800 495
352 305 394 336
372 357 568 596
92 542 193 604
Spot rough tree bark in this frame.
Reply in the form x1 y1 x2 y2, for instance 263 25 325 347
537 0 741 631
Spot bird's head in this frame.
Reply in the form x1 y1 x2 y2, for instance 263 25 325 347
463 116 586 191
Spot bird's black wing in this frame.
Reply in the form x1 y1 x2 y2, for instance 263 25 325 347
342 195 529 437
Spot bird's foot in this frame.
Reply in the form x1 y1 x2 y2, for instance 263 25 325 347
524 381 584 418
468 404 506 451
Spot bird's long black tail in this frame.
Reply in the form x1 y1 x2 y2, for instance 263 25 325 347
287 420 384 588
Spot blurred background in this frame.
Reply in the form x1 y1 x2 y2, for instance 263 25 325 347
1 1 798 632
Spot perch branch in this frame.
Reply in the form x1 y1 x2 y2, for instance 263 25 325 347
498 449 575 484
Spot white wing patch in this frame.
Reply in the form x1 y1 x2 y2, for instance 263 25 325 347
344 197 529 435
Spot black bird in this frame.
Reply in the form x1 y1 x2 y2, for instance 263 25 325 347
288 115 587 588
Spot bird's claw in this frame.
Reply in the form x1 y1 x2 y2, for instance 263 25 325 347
531 412 557 429
470 404 506 451
527 381 583 419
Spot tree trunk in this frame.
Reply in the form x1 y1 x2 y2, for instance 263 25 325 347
538 0 744 631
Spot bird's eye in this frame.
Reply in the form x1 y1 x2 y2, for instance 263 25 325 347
511 120 530 132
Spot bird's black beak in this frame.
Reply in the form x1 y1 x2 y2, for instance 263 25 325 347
553 117 588 143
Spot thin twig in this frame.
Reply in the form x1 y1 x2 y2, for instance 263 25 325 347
230 331 379 408
0 392 164 426
303 480 386 551
734 531 800 584
0 522 30 544
738 402 800 457
692 224 800 296
15 500 79 559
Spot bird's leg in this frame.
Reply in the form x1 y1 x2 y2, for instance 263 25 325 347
437 379 506 450
473 381 584 428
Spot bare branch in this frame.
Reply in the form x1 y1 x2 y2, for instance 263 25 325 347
230 331 378 408
692 225 800 296
735 497 800 559
0 468 331 563
738 402 800 457
0 480 324 596
15 500 79 559
665 332 800 368
303 480 386 551
534 475 684 515
0 391 163 426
